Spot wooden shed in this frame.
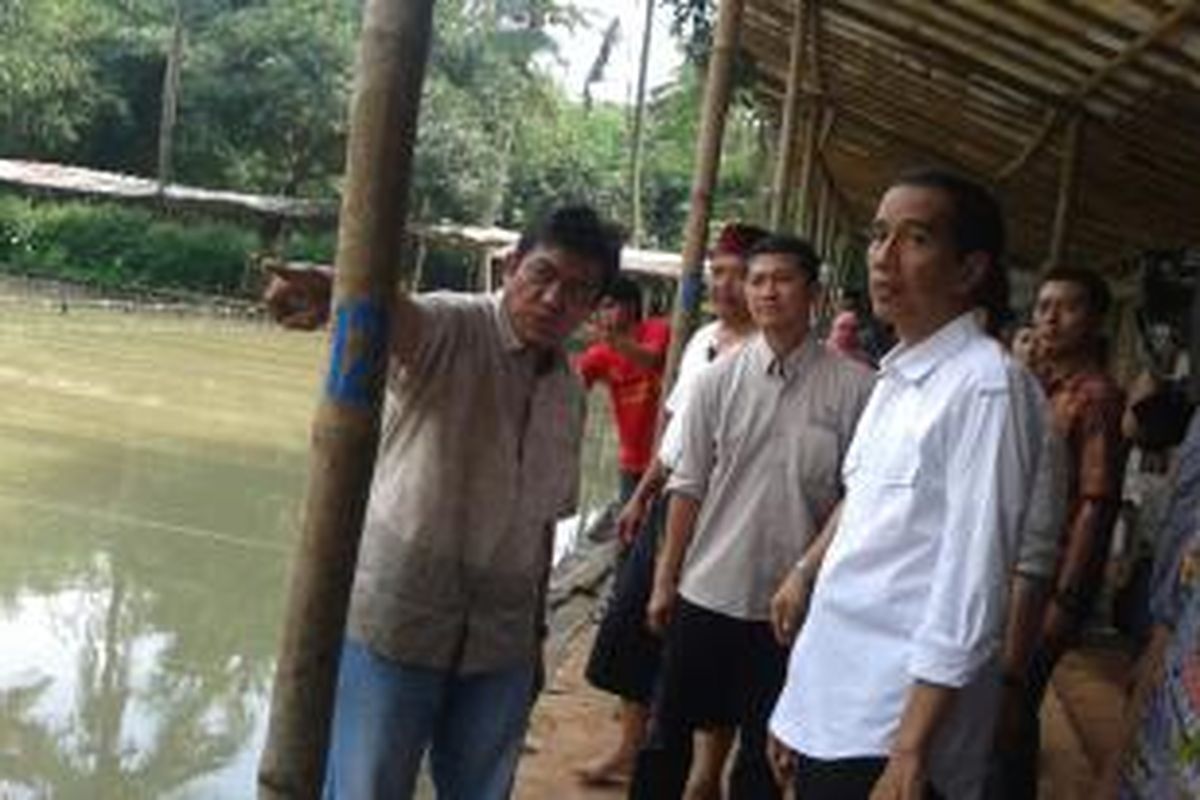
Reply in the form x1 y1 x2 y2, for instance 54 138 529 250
737 0 1200 279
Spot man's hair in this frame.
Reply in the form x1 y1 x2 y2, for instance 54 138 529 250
1040 267 1113 320
515 205 624 293
889 167 1009 322
605 275 643 318
746 234 821 283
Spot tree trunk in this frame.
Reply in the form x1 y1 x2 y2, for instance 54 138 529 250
156 2 184 189
628 0 655 246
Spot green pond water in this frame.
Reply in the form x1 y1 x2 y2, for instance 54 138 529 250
0 288 617 798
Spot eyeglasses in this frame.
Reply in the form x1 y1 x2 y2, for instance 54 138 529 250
518 258 600 307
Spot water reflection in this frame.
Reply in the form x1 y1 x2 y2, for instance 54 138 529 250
0 559 258 796
0 295 313 797
0 291 619 796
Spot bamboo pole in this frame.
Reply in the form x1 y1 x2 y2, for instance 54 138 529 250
768 0 807 230
816 176 835 255
1047 113 1082 271
662 0 746 392
795 104 820 238
815 170 831 253
629 0 656 246
257 0 436 796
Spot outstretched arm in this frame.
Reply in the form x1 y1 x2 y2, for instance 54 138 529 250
262 259 426 365
263 261 334 330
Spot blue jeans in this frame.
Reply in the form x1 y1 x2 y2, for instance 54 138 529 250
323 639 537 800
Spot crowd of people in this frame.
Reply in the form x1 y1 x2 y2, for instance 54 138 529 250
263 167 1199 800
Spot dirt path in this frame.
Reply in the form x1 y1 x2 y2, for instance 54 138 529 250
516 628 627 800
513 624 1129 799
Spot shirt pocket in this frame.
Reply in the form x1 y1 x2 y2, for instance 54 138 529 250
846 439 918 485
845 434 921 540
874 453 919 488
791 423 843 510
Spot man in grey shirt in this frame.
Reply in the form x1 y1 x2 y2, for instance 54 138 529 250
630 235 874 799
265 206 622 800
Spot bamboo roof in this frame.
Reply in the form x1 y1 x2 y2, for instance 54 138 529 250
0 158 682 279
0 158 337 226
741 0 1200 274
470 229 684 280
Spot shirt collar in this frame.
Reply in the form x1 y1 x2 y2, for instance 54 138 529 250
491 290 567 375
751 332 818 381
492 291 524 353
879 311 980 385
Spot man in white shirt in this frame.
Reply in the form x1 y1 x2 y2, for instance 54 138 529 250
630 235 874 799
768 169 1041 799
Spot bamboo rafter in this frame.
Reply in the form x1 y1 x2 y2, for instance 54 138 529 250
739 0 1200 274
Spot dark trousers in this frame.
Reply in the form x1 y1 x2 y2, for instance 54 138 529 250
586 495 667 705
793 755 944 799
628 600 787 800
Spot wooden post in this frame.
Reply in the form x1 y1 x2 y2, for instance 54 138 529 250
1047 113 1082 271
412 237 428 292
662 0 746 392
156 1 184 189
795 103 820 238
481 248 496 292
257 0 436 797
768 0 806 230
628 0 655 246
823 193 838 258
831 216 850 300
815 171 831 253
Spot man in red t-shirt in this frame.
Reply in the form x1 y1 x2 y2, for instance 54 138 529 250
577 276 671 500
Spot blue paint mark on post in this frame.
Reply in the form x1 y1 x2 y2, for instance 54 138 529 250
325 298 388 408
680 270 704 314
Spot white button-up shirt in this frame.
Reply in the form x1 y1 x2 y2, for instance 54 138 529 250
658 321 728 469
770 313 1040 798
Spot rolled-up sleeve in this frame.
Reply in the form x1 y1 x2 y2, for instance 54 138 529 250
910 385 1032 687
1015 428 1067 580
665 368 719 501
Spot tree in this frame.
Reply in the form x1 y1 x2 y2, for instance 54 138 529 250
503 97 629 230
0 0 115 157
411 0 576 224
638 67 768 249
176 0 358 195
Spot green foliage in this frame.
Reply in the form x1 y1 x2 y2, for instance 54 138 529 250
0 0 356 192
504 101 629 231
0 0 772 295
413 0 571 223
0 195 255 292
0 0 117 155
281 230 336 264
638 68 768 249
177 0 358 194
